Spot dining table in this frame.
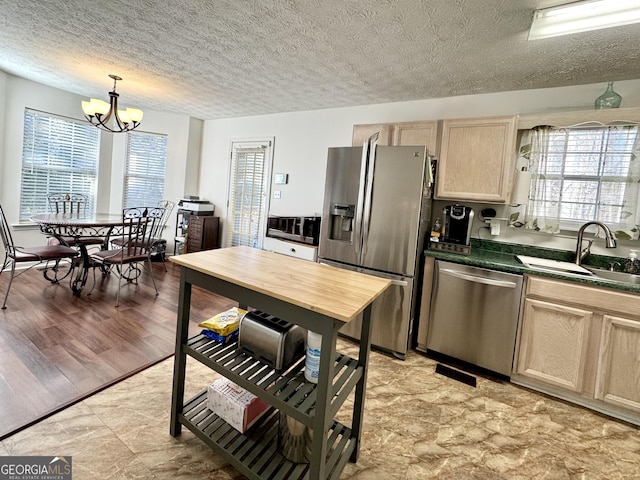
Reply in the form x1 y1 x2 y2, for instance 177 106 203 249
31 213 127 296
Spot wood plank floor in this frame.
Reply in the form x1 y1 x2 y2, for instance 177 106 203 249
0 259 235 439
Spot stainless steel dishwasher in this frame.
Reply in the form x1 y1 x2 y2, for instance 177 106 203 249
427 260 523 377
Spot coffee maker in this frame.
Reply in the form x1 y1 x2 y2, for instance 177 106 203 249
430 204 474 255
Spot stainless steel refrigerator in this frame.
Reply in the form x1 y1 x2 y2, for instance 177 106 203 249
318 140 431 358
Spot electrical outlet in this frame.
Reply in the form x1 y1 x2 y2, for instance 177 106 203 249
274 190 281 199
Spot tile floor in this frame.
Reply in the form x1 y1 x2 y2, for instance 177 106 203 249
1 340 639 479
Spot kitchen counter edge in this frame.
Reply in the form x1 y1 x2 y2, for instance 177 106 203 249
424 247 640 294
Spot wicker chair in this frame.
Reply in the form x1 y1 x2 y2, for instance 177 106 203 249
90 206 165 307
0 203 78 309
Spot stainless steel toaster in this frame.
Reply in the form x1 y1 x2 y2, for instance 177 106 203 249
238 310 307 371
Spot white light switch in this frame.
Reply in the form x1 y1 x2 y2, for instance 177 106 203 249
274 190 281 199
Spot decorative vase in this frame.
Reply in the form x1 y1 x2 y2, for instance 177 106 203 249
595 82 622 109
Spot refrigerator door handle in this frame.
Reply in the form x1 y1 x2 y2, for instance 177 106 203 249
361 135 378 257
354 137 373 256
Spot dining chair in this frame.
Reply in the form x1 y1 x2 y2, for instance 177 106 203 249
47 193 106 248
110 200 175 270
89 206 165 307
48 193 91 216
0 203 78 309
151 200 176 269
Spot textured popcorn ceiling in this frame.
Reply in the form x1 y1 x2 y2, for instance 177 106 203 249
0 0 639 120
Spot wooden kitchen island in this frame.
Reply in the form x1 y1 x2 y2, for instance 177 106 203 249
169 246 391 480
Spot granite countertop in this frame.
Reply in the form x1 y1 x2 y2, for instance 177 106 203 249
424 239 640 295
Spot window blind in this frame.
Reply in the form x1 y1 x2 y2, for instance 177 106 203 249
531 125 639 226
123 131 168 208
226 144 268 247
20 109 100 219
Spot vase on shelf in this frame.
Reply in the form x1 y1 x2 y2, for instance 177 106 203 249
595 82 622 109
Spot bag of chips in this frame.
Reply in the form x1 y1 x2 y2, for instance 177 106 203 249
198 307 247 342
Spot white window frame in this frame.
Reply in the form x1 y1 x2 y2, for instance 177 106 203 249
123 131 168 208
19 108 100 220
225 139 274 248
528 125 640 232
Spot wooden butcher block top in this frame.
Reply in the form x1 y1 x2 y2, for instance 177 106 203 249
170 246 391 323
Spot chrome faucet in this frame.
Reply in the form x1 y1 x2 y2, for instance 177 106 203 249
575 221 617 265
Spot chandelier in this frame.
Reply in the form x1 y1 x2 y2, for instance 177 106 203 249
81 74 143 133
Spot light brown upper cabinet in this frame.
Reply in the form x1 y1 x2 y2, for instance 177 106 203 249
352 123 392 147
436 115 517 203
391 121 439 153
352 120 439 155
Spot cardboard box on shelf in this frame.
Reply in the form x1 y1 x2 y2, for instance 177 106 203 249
206 378 270 433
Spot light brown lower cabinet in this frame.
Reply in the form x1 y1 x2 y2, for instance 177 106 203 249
516 298 592 393
513 275 640 424
595 314 640 413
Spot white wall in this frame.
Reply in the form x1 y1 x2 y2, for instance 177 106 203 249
0 71 6 199
200 79 640 255
0 73 200 248
3 73 640 257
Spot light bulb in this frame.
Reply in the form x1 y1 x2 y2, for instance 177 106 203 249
126 108 143 123
81 100 95 116
91 99 110 116
118 109 131 124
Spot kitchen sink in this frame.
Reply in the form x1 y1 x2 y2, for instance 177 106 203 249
515 255 593 275
586 267 640 285
516 255 640 285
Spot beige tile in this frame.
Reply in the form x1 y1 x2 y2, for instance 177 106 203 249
3 346 639 480
3 402 111 455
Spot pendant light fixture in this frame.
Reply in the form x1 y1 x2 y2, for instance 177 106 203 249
81 74 143 133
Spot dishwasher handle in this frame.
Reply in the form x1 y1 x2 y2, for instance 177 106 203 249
440 268 518 288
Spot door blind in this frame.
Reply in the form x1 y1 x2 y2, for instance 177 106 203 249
226 144 269 247
20 109 100 219
123 131 168 208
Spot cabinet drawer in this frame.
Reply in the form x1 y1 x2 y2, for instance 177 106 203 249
263 237 317 262
526 275 640 318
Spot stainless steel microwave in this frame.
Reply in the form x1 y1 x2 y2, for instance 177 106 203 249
266 216 321 246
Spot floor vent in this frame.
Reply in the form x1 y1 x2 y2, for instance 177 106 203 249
435 363 477 388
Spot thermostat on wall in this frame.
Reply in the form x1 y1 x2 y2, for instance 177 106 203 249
274 173 288 184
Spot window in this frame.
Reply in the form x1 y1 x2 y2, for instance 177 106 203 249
226 140 273 248
523 125 640 236
20 109 100 220
123 131 168 208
